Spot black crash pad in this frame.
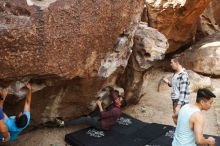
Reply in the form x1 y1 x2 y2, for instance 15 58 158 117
111 114 147 135
149 129 220 146
134 123 174 143
65 114 149 146
65 128 148 146
65 114 220 146
148 128 175 146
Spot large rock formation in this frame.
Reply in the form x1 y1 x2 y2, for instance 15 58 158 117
197 0 220 40
179 32 220 76
143 0 211 53
0 1 166 124
0 0 145 123
0 0 144 79
3 22 169 124
118 23 168 104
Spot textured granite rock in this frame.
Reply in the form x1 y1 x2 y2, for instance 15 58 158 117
144 0 211 53
179 32 220 76
197 0 220 40
0 0 144 79
118 23 168 104
0 0 145 124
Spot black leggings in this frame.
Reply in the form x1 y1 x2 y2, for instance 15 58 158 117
64 116 102 130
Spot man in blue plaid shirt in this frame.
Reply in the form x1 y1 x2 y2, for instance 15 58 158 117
163 57 190 124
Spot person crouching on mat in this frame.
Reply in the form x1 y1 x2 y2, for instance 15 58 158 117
55 89 123 130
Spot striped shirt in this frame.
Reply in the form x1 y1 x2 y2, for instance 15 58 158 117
171 68 190 105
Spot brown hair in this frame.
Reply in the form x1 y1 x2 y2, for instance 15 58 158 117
171 54 182 64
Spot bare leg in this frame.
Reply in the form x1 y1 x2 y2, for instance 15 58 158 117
172 100 178 125
172 113 178 125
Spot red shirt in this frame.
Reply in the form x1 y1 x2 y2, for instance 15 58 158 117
100 107 122 130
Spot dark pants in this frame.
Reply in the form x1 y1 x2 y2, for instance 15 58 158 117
172 99 188 112
64 116 102 130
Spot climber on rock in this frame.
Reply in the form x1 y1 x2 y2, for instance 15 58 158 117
55 88 123 131
0 83 32 141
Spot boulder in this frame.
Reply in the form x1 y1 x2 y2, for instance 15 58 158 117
179 32 220 76
119 23 168 104
144 0 211 53
0 0 144 79
132 22 168 71
0 0 145 124
197 0 220 40
187 70 212 92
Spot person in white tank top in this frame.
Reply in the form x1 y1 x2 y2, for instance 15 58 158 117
172 88 216 146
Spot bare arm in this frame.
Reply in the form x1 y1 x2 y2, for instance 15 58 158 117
162 78 172 87
0 119 10 142
3 113 8 119
96 100 104 112
193 113 215 145
24 83 32 112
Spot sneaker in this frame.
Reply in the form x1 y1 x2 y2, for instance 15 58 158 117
55 117 64 127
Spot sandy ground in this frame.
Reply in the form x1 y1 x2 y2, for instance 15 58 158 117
3 70 220 146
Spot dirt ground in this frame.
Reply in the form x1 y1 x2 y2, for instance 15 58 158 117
4 70 220 146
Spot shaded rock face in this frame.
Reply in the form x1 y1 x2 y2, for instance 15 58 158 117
144 0 211 53
197 0 220 40
179 32 220 76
